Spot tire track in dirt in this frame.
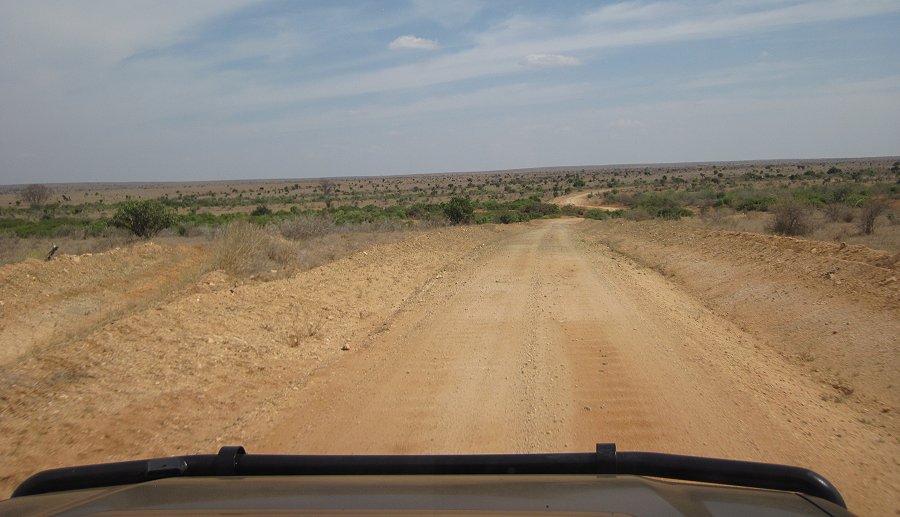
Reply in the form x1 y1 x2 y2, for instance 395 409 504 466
260 224 553 453
257 218 895 516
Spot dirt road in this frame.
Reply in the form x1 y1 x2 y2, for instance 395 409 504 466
257 219 896 515
551 190 622 210
2 219 896 514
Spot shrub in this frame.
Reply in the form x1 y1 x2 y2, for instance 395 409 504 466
767 199 814 236
110 200 175 238
498 212 519 224
279 216 337 239
560 205 584 217
858 198 889 235
823 203 854 223
584 209 624 220
632 192 692 219
624 208 653 221
518 200 560 217
443 196 474 225
731 192 776 212
251 205 272 216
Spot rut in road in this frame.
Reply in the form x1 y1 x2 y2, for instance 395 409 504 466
257 219 893 514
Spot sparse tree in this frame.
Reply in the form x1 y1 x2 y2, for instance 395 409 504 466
858 198 889 235
768 199 814 236
823 203 854 223
19 184 53 208
320 179 335 209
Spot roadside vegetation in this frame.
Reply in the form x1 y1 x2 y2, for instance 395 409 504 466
1 158 897 264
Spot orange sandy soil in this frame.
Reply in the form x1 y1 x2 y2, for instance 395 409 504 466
0 219 897 515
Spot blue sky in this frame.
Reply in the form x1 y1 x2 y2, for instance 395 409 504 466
1 0 899 183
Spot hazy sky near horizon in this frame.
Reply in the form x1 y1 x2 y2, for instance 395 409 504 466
2 1 899 184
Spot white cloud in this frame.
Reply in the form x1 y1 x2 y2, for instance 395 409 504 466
521 53 581 67
388 35 440 50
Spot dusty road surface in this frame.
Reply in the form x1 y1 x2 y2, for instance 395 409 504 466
2 219 897 515
551 190 622 210
259 219 897 515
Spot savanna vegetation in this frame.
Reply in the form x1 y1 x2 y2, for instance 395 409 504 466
1 158 897 264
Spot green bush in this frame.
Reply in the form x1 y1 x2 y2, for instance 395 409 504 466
178 211 240 227
443 197 474 225
632 192 692 219
497 212 521 224
0 217 104 238
251 205 272 216
560 205 583 217
585 209 623 220
110 200 175 238
731 192 776 212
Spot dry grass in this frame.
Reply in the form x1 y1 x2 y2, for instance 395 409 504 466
283 313 333 348
278 217 413 240
692 210 770 234
210 221 295 278
0 230 134 265
278 216 337 239
210 218 418 280
2 214 421 277
695 210 900 252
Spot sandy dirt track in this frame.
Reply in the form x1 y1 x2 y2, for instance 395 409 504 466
258 219 896 515
551 190 622 211
1 220 897 515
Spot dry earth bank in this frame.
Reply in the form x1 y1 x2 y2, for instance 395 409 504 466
0 243 207 365
582 219 899 419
